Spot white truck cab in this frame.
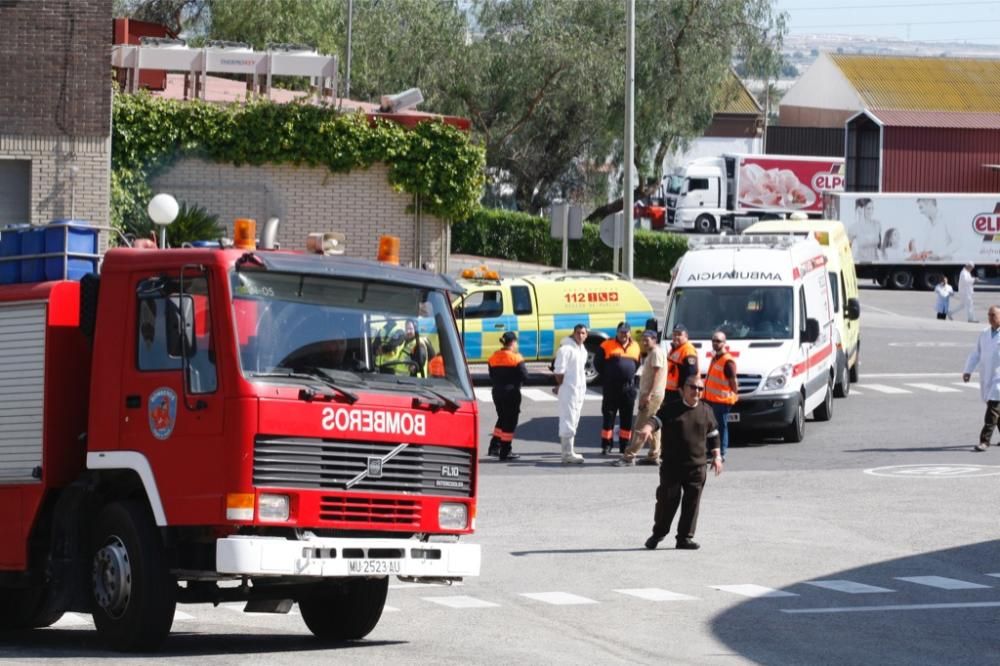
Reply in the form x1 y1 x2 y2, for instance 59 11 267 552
663 234 836 442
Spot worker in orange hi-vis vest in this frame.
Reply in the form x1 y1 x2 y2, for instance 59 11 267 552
487 331 529 461
594 322 641 455
703 330 738 461
665 324 698 405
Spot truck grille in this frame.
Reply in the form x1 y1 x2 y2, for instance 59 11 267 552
253 436 473 497
319 496 420 526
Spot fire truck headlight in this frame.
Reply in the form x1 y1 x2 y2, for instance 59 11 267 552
258 494 290 522
438 503 468 530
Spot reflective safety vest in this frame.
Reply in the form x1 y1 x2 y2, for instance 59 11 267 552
704 351 738 405
665 341 698 391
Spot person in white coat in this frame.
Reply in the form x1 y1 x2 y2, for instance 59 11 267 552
553 324 589 464
962 305 1000 451
957 263 978 323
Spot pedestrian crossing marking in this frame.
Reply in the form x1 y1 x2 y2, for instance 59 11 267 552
861 384 912 394
711 584 798 598
849 390 863 395
52 613 91 628
904 383 960 393
174 610 196 620
895 576 991 590
614 588 698 602
520 591 598 605
384 605 401 612
522 388 558 402
953 383 978 389
473 387 493 402
805 580 895 594
422 595 499 609
583 390 602 401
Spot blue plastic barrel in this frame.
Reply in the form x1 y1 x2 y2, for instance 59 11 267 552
20 228 45 283
0 226 24 284
45 219 98 281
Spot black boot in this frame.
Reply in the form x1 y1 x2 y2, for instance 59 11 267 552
601 438 612 455
487 436 501 457
499 442 520 461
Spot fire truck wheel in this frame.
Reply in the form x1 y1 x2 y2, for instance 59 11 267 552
0 586 63 629
90 500 177 652
299 576 389 641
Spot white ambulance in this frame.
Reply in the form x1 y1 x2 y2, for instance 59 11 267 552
663 235 836 442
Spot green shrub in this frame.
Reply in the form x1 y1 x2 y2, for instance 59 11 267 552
451 209 687 280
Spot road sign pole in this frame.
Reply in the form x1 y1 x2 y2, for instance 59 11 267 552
562 208 569 271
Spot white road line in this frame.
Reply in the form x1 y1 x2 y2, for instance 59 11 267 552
422 595 499 609
583 390 602 401
615 588 698 602
522 388 558 402
905 383 960 393
849 390 863 395
174 610 196 621
895 576 991 590
52 613 91 627
520 591 598 605
864 372 969 378
953 383 979 389
782 601 1000 614
987 573 1000 579
384 605 401 612
473 388 493 402
389 581 464 590
861 384 912 394
711 584 798 598
805 580 895 594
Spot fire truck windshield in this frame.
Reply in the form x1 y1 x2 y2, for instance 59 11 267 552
231 270 472 399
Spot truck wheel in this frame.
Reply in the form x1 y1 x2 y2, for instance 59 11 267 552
888 269 913 290
783 400 805 443
813 376 834 422
834 358 850 398
90 500 176 652
920 269 945 291
299 577 388 641
694 215 716 234
0 586 63 630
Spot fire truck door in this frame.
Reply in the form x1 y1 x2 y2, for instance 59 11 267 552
117 273 225 523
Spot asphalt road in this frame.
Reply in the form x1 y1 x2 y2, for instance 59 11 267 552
4 266 1000 664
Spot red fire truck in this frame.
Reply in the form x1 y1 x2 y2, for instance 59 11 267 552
0 227 480 651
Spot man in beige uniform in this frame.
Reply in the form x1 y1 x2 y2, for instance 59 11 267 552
614 329 668 466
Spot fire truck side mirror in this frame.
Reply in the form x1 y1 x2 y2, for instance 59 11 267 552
166 295 197 358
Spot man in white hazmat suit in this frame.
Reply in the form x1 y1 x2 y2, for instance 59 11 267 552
553 324 589 464
956 263 977 323
963 305 1000 452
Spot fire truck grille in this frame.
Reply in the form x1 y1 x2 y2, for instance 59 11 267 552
253 436 473 498
318 496 420 526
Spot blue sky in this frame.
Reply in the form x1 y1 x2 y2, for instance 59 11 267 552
776 0 1000 43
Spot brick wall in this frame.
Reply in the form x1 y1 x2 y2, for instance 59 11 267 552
0 0 112 229
0 0 112 136
150 159 450 270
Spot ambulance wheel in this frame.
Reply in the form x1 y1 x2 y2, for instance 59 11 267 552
0 586 63 630
834 357 850 398
813 376 834 422
695 214 716 234
849 346 860 383
90 500 176 652
783 400 805 443
299 577 388 641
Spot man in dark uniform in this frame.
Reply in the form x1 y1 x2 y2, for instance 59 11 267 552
635 377 723 550
594 322 641 455
487 331 529 461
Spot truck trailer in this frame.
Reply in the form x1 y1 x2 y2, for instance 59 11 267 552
824 192 1000 290
664 153 845 234
0 224 481 651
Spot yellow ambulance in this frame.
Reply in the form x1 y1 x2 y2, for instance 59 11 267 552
454 267 655 382
745 217 861 397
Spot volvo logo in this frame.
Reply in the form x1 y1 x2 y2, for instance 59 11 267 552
345 443 408 488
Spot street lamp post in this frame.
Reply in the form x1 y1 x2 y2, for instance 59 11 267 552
148 193 179 248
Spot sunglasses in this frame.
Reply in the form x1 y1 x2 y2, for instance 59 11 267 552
711 339 725 343
684 384 705 391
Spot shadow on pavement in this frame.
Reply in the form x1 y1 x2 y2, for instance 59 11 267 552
711 539 1000 665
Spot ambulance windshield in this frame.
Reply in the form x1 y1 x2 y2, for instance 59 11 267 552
666 286 794 340
231 270 472 399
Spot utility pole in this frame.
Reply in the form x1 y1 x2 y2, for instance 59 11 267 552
623 0 635 279
345 0 354 100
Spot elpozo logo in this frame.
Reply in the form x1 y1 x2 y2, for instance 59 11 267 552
973 208 1000 241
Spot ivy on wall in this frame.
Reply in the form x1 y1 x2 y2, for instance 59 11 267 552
111 92 486 235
